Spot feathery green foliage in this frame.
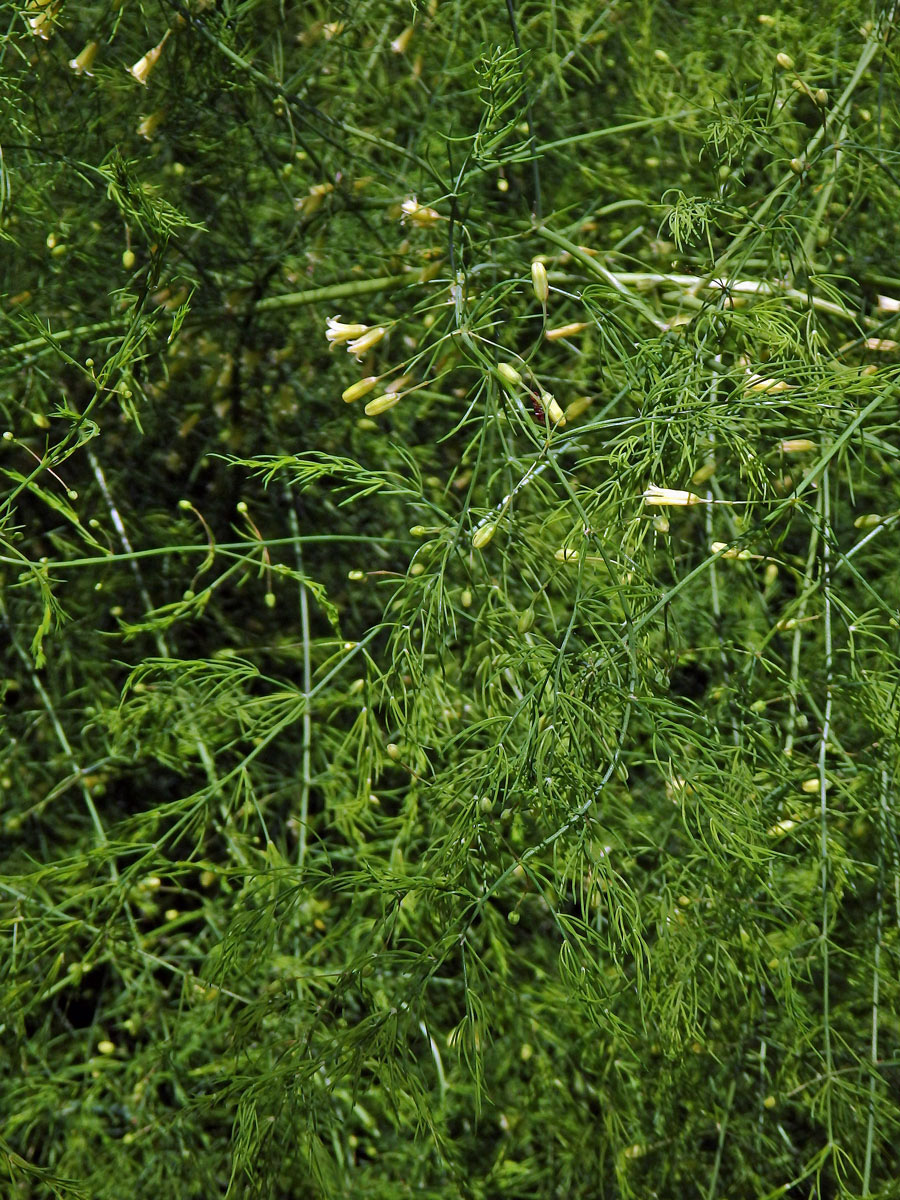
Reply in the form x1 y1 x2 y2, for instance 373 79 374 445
3 1 900 1196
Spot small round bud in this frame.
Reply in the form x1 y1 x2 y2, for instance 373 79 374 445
507 910 520 925
122 249 136 270
97 1040 116 1056
790 158 805 174
409 525 427 537
264 592 276 608
347 569 365 580
236 501 248 514
386 743 401 760
517 607 535 633
814 89 828 106
460 588 473 608
775 52 794 70
410 562 425 576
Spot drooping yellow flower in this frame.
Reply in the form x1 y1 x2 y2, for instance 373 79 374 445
346 326 386 358
69 41 100 76
137 110 166 140
128 31 171 86
401 196 441 226
325 315 369 349
391 26 414 54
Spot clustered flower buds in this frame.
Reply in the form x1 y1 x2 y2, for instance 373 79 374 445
28 0 61 39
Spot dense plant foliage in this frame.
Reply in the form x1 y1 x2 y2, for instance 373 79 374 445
4 1 900 1196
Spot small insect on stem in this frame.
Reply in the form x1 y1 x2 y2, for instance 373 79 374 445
529 390 546 425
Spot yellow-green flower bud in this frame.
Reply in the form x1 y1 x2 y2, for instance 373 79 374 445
642 486 702 506
497 362 523 388
775 52 794 70
517 607 535 633
531 259 549 303
472 523 496 549
541 393 566 427
342 376 378 403
364 391 400 416
545 322 588 341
